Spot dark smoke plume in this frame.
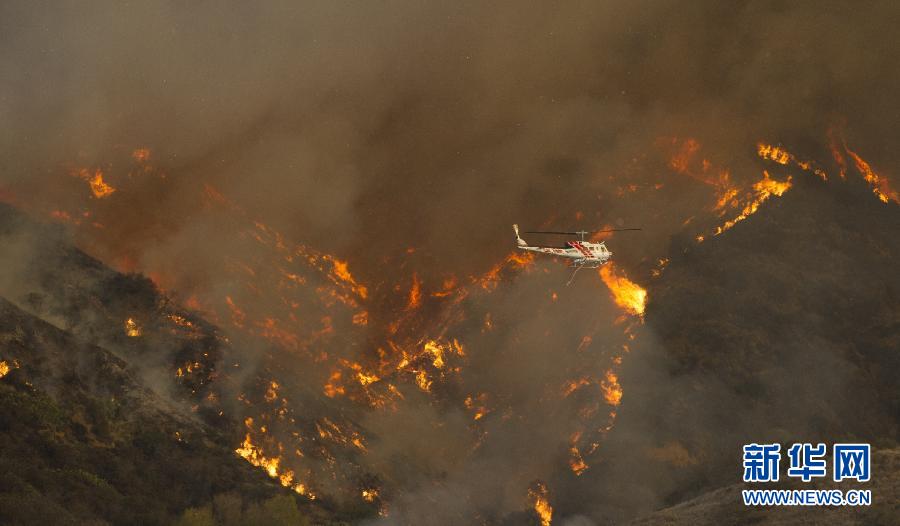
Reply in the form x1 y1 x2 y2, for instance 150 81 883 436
1 1 899 524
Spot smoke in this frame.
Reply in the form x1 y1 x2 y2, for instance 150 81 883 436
1 1 899 523
5 1 899 267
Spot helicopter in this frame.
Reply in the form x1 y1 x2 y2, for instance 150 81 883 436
513 224 641 283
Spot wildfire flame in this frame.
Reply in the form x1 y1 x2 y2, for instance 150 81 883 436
464 393 490 421
16 129 890 520
667 138 802 243
759 136 897 205
599 263 647 317
568 431 589 476
0 360 10 378
828 129 848 179
124 317 142 337
844 146 898 204
406 273 422 311
757 143 826 181
528 481 553 526
478 251 534 291
72 168 116 198
234 417 315 499
362 488 379 502
601 370 623 406
713 171 791 236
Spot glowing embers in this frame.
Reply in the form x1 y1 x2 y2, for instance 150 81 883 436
568 431 589 476
131 148 151 163
323 337 466 406
478 251 534 291
650 257 669 278
598 263 647 318
0 360 13 378
362 488 379 502
601 370 623 406
528 481 553 526
405 273 422 311
72 168 116 198
464 392 490 421
407 339 465 393
361 487 388 516
315 416 367 452
124 317 142 337
175 361 202 378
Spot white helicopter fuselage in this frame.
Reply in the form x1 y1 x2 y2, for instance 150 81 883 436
513 224 611 267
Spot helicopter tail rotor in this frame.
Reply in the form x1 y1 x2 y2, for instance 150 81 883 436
513 224 527 246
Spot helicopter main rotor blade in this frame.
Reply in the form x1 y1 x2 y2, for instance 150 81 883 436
523 228 642 235
522 231 584 235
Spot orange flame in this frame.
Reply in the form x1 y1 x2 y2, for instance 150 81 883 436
235 418 314 499
828 129 848 179
562 377 590 398
757 142 827 180
528 482 553 526
132 148 151 162
756 143 791 165
668 138 700 175
569 445 588 476
264 380 280 403
464 393 491 421
713 171 791 236
73 168 116 198
362 488 379 502
601 370 623 406
406 273 422 311
844 146 898 204
124 317 142 337
568 431 588 475
478 251 533 291
599 263 647 317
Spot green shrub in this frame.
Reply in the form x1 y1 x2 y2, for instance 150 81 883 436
175 505 214 526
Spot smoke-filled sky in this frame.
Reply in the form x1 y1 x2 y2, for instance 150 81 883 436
1 1 899 524
3 1 899 273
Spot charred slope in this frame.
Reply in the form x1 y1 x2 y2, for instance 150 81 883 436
629 448 900 526
0 204 350 524
600 177 900 520
0 298 285 525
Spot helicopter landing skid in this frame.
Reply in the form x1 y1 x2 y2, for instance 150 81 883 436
566 261 603 286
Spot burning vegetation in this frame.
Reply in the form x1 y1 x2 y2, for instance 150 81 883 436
9 147 653 521
1 115 894 524
528 481 553 526
72 168 116 199
599 263 647 318
2 3 900 524
7 123 895 523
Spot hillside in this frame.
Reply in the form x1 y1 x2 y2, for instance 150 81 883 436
629 448 899 526
0 171 898 525
593 174 900 522
0 205 351 525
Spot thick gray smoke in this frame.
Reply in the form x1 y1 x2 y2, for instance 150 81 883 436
4 1 899 271
1 1 899 524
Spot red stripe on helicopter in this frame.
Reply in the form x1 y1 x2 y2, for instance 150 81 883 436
570 241 593 258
